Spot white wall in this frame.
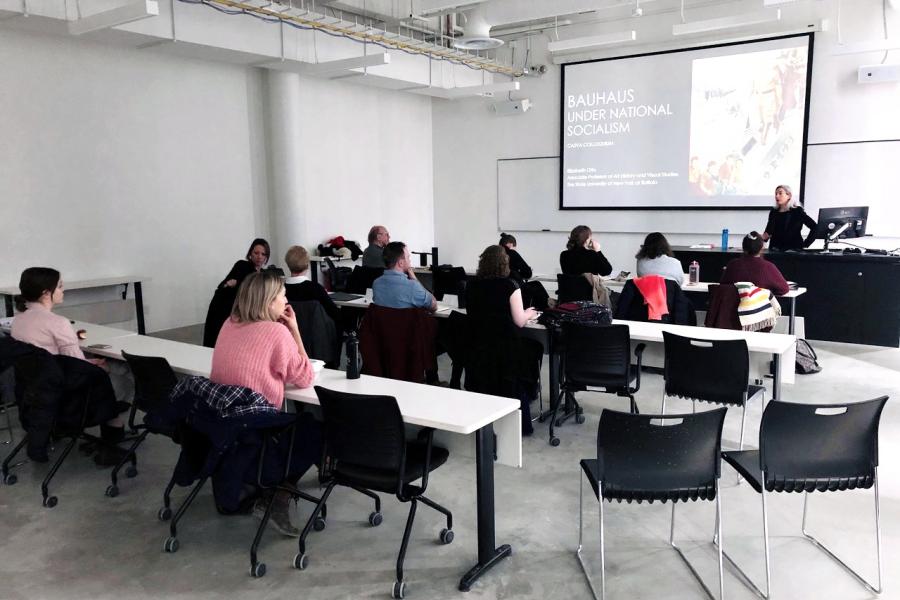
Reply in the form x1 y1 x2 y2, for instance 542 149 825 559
432 0 900 275
0 29 270 331
0 27 436 331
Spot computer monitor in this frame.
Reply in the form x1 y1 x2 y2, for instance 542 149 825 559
815 206 868 250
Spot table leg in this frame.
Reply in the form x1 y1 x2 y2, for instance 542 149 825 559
788 297 796 336
772 354 781 402
458 423 511 592
4 295 12 318
134 281 146 335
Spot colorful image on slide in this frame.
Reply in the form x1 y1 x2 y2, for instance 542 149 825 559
687 46 808 197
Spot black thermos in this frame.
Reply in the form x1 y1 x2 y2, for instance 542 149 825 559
346 331 360 379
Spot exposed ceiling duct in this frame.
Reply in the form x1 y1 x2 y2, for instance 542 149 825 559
453 5 503 50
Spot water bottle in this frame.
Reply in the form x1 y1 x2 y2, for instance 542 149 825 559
689 261 700 285
721 228 729 250
346 331 360 379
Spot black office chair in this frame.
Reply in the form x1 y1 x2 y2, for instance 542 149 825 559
578 407 727 600
432 265 467 302
613 278 697 325
104 351 179 499
661 332 765 455
290 301 341 367
721 396 888 599
549 322 645 447
557 274 594 303
295 387 453 599
346 265 385 295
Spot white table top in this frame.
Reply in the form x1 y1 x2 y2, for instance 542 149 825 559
534 273 806 298
1 318 138 342
331 296 795 355
79 331 519 436
0 275 146 296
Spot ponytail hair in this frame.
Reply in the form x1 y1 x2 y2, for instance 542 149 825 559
743 231 765 256
15 267 61 312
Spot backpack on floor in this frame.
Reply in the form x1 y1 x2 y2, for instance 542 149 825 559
795 339 822 374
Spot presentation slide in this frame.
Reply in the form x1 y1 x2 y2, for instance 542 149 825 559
560 34 812 210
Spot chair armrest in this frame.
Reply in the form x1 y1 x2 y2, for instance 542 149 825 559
632 343 646 392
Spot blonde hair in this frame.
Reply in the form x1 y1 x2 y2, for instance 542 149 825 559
284 245 310 274
775 184 799 209
231 271 284 323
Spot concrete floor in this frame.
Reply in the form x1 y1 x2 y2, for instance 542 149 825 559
1 334 898 600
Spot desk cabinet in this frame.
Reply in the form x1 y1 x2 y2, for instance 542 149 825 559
673 247 900 347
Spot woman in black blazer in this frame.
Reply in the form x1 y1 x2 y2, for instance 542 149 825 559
219 238 273 289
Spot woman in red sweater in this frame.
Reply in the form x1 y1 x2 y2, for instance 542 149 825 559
720 232 789 295
210 270 316 535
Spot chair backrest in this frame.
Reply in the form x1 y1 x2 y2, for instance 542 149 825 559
347 265 385 294
323 257 352 293
560 322 631 388
758 397 888 492
663 331 750 406
556 274 593 303
315 386 406 475
597 407 727 502
290 301 340 364
705 283 741 330
432 265 468 301
358 305 436 383
122 351 178 415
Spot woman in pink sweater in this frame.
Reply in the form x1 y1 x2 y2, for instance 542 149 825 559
210 270 316 535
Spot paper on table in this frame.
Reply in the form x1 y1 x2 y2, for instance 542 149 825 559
689 244 714 249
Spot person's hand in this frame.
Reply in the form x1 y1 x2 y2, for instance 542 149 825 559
589 237 599 251
225 279 238 288
524 307 538 321
88 358 108 370
279 303 299 333
761 232 770 242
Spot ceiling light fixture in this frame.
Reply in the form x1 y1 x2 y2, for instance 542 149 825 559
68 0 159 35
673 8 781 36
453 7 504 50
548 30 637 55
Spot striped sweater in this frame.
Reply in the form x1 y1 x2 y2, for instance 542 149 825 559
210 318 313 410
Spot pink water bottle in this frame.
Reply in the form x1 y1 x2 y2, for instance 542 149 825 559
689 261 700 285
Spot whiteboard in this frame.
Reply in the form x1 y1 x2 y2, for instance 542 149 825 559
496 156 771 234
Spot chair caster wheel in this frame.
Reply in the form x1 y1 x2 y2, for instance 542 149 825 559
250 562 266 578
391 581 406 599
293 552 308 570
369 511 383 527
43 495 58 508
549 437 560 447
125 465 138 478
313 516 326 532
4 473 16 485
439 528 454 545
105 485 119 498
575 414 586 425
164 537 179 553
158 507 172 521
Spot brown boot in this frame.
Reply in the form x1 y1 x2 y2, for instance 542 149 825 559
269 490 300 537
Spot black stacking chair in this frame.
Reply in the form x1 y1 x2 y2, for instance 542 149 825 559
578 408 728 600
3 351 127 507
557 274 593 303
347 265 385 295
549 322 645 447
105 351 179 499
295 387 453 599
432 265 468 301
323 257 352 293
661 332 765 454
721 397 888 599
